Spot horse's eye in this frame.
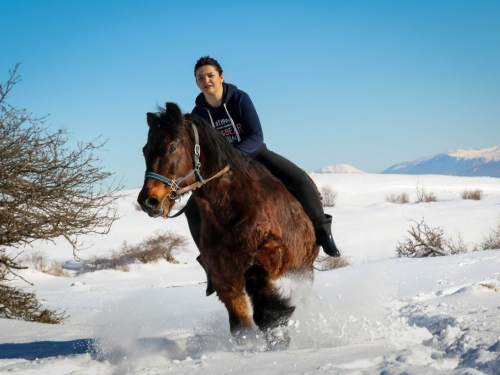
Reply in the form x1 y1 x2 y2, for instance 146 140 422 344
167 142 178 155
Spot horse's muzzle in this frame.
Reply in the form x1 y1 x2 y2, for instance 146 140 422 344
137 196 164 218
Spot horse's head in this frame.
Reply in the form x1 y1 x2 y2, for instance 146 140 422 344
137 102 196 218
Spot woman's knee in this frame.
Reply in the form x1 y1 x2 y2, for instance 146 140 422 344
287 170 311 191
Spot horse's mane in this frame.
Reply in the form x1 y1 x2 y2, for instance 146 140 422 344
185 113 271 179
153 104 272 179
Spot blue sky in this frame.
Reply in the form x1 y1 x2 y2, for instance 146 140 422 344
1 0 499 189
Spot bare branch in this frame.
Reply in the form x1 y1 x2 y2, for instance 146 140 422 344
1 65 122 323
396 218 469 258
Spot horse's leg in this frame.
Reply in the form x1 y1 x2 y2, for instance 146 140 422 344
215 280 254 338
244 236 295 338
244 264 295 331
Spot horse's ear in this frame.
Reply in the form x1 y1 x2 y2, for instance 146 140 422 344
147 112 159 127
165 102 183 124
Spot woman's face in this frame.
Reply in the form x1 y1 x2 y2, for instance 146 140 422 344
195 65 224 97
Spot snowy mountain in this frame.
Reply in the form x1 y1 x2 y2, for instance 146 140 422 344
316 164 365 174
383 146 500 177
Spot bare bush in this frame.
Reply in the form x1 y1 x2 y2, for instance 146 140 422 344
44 261 69 277
0 250 65 323
386 192 410 204
1 66 122 254
21 250 68 277
461 189 484 200
315 255 350 271
79 230 187 273
446 232 469 254
396 218 469 258
0 284 65 323
82 251 130 273
23 250 48 272
1 64 121 322
416 186 438 203
480 220 500 250
321 185 338 207
125 230 187 263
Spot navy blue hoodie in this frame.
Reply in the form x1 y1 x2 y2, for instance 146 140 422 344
192 83 266 157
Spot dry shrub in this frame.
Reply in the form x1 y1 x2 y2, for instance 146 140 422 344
480 220 500 250
1 64 120 323
321 185 338 207
1 250 66 323
461 189 484 200
123 230 187 263
446 233 469 254
79 230 187 273
0 285 65 323
45 261 69 277
23 250 47 272
386 192 410 204
82 251 131 273
21 251 69 277
396 218 469 258
416 186 438 203
315 255 350 271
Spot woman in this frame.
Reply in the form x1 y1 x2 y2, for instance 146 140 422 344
187 56 340 296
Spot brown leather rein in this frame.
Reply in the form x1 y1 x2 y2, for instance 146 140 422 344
175 165 230 196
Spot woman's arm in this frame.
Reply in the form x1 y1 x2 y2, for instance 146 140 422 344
234 93 264 157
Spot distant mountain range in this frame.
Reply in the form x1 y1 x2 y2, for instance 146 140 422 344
382 146 500 178
316 164 366 174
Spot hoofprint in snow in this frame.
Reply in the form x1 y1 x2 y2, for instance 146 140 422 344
1 174 500 374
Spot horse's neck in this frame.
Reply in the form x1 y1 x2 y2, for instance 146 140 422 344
195 144 234 204
195 130 230 181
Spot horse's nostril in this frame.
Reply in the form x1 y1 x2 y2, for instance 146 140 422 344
145 197 160 208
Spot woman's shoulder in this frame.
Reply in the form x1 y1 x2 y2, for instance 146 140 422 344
225 83 252 104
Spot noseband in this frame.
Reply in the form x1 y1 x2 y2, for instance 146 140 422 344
143 122 230 218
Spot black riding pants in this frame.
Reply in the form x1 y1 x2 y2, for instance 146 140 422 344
185 147 325 247
251 147 325 220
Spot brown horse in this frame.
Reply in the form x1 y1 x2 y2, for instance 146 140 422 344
137 102 320 343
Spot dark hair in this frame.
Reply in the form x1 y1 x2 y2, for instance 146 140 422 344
194 56 223 76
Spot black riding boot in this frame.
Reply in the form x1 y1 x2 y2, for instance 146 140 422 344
313 214 341 257
196 255 215 296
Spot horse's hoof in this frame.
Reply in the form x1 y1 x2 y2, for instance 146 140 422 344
264 328 291 350
234 330 247 346
231 330 266 351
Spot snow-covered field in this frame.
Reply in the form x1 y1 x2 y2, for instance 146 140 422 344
1 173 500 374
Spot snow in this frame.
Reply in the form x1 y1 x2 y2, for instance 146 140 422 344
1 173 500 374
447 146 500 162
315 164 366 174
